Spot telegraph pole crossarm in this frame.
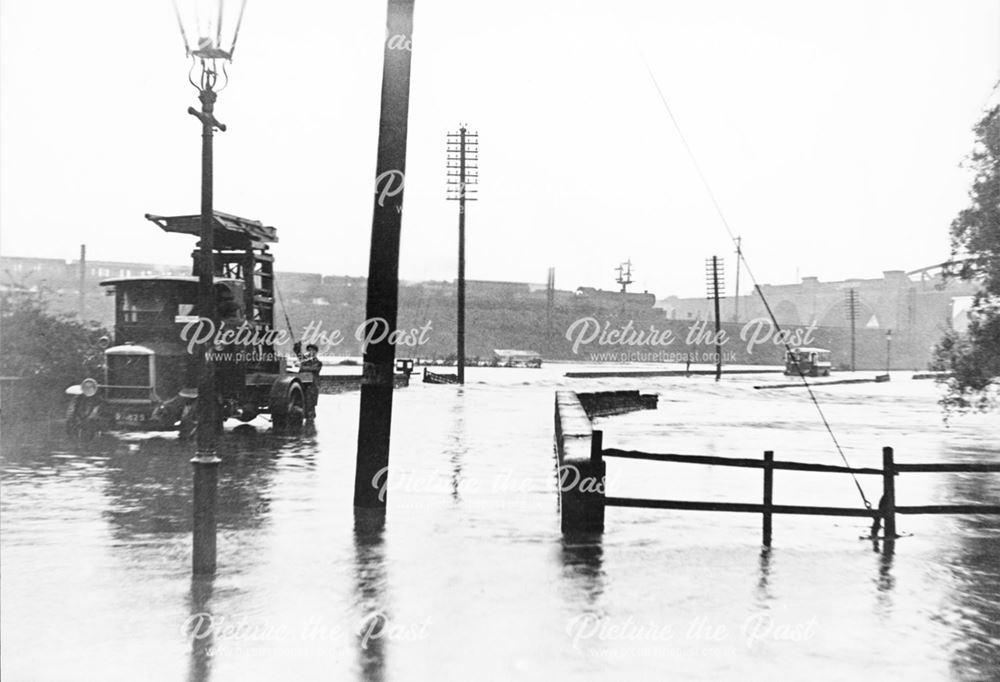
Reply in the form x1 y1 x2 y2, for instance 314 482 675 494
706 256 725 381
446 125 478 385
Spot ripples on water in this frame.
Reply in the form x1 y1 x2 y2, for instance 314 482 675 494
1 365 998 681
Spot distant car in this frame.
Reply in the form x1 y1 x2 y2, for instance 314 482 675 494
784 347 832 377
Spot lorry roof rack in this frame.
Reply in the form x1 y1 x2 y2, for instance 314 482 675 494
145 211 278 249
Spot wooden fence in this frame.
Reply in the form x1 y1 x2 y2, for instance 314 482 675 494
599 443 1000 544
554 390 1000 540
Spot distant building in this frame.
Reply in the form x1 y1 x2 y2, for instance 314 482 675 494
81 260 188 280
1 256 69 284
657 268 980 334
0 255 188 289
466 279 532 301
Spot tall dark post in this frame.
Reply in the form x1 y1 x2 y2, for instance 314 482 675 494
354 0 416 513
546 267 555 357
881 446 896 540
712 256 722 381
851 292 856 372
733 236 741 323
195 86 221 454
190 81 225 575
885 329 892 374
845 288 858 372
446 125 478 384
762 450 774 547
457 128 466 384
78 244 86 319
171 0 247 577
704 256 724 380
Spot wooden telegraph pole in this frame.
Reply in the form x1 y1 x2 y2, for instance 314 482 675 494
845 288 858 371
546 267 555 357
354 0 416 516
446 126 478 384
733 236 741 323
78 244 86 319
705 256 725 381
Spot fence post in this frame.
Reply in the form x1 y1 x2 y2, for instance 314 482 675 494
591 429 603 465
581 429 605 532
762 450 773 547
882 446 896 539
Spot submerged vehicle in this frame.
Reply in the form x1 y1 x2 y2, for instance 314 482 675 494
784 347 832 377
65 212 307 439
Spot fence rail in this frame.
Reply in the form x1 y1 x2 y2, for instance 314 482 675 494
603 449 885 475
552 390 1000 542
604 497 875 517
598 445 1000 544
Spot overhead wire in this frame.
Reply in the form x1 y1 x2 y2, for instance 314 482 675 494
638 52 873 510
274 279 297 346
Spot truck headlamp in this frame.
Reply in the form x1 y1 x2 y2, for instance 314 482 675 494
81 378 99 398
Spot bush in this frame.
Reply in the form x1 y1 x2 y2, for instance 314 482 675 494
0 295 108 420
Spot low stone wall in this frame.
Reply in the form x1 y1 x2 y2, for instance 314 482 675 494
554 391 605 533
317 373 410 394
577 390 658 419
554 389 660 533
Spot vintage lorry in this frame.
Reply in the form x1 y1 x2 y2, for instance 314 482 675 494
65 212 307 439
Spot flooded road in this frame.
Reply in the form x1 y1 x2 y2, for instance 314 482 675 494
2 365 998 681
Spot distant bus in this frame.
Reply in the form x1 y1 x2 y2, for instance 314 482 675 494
784 347 832 377
493 349 542 368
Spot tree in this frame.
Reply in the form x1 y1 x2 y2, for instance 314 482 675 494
0 295 108 420
933 102 1000 412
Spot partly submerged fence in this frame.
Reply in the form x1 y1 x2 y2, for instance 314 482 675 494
554 390 1000 540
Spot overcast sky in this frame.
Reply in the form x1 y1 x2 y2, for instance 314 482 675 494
1 0 998 297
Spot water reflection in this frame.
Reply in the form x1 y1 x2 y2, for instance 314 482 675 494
99 431 286 544
756 547 774 606
560 533 605 613
944 469 1000 679
185 577 215 682
447 396 466 503
872 538 896 617
353 520 389 682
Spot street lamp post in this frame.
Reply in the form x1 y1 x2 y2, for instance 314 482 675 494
173 0 247 575
885 329 892 375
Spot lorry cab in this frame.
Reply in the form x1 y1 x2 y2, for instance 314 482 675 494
99 275 244 405
65 211 305 439
784 347 832 377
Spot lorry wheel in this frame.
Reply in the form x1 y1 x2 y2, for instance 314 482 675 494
272 384 305 433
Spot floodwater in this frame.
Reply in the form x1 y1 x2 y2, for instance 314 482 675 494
1 364 998 681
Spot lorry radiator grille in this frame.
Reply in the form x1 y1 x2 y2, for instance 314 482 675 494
106 355 152 400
